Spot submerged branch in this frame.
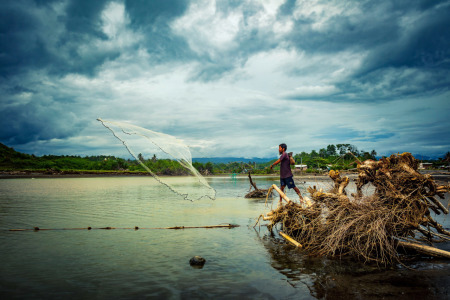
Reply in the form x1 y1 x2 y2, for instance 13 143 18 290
9 224 240 231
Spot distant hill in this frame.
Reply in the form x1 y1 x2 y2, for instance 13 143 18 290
375 153 441 161
411 154 441 161
0 143 28 157
1 142 444 165
0 142 277 174
0 143 32 167
192 157 276 164
0 142 276 164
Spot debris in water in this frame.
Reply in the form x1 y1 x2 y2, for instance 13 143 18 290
189 256 206 267
9 224 239 231
255 153 450 265
245 172 273 198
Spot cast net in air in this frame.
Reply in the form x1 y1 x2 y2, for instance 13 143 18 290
97 118 216 201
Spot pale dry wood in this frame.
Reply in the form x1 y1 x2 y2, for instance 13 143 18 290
271 184 292 203
398 240 450 259
426 216 450 236
280 231 302 248
257 153 450 265
427 196 449 214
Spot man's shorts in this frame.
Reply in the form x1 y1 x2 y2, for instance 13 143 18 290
280 176 296 189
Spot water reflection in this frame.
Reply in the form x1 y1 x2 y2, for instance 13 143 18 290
255 222 450 299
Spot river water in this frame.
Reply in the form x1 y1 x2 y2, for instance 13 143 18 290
0 176 449 299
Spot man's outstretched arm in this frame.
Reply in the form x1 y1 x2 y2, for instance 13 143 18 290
270 159 281 169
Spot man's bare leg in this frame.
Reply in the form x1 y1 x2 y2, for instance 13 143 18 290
280 185 286 203
294 187 304 202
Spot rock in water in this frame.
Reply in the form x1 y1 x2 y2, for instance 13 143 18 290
189 256 206 267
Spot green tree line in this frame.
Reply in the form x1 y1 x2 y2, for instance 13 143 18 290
1 142 448 175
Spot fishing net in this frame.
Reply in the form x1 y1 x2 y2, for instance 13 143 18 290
97 118 216 201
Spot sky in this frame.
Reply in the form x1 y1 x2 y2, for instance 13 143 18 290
1 0 449 159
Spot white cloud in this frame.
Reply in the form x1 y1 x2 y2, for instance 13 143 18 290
282 85 340 98
171 0 242 58
246 0 293 35
96 2 142 51
101 1 128 38
170 0 295 60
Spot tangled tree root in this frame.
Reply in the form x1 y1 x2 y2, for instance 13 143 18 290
245 172 273 198
255 153 450 265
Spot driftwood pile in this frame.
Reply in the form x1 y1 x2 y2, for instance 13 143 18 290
256 153 450 265
245 172 272 198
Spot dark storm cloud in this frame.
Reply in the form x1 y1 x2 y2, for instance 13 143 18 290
0 1 51 78
287 2 415 53
284 1 449 58
0 0 449 158
0 0 119 79
0 0 115 148
358 3 450 73
123 0 193 62
281 0 450 101
0 93 84 144
278 0 297 16
64 0 109 37
54 0 124 76
125 0 188 24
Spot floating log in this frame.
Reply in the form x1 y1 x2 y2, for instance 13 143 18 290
398 240 450 259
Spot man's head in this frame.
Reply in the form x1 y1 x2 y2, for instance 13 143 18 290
279 143 287 154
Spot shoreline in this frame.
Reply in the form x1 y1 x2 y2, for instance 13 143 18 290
0 170 337 180
1 170 448 184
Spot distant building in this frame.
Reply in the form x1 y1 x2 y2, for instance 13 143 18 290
419 162 433 170
294 164 308 171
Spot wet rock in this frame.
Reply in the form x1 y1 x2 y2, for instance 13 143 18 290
189 256 206 268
